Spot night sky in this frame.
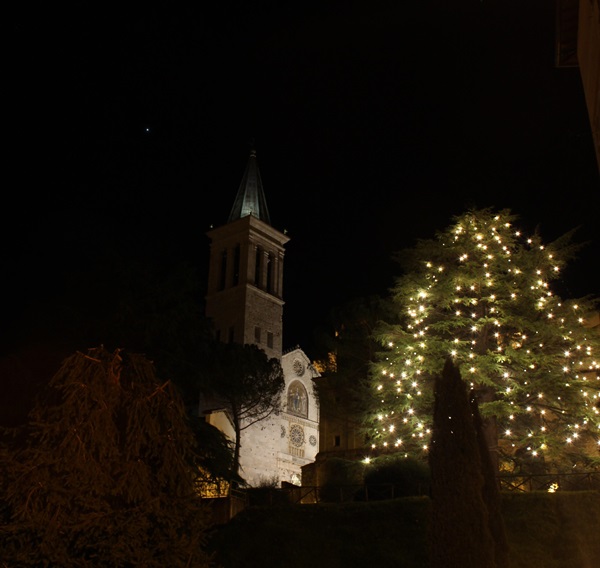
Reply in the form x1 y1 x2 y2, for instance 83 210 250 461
4 1 599 361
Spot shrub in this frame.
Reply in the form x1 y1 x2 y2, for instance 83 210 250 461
360 454 430 500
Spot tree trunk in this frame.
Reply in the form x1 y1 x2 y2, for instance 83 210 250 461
232 411 242 479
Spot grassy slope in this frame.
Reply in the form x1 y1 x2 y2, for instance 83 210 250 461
207 491 600 568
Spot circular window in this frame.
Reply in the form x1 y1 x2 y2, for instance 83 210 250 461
289 424 305 447
292 359 305 376
309 435 317 447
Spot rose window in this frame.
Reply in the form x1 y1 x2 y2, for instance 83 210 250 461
289 424 305 447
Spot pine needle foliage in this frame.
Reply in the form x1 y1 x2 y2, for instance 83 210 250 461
1 346 213 567
368 207 600 473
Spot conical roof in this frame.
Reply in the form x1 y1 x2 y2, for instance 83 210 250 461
228 149 271 225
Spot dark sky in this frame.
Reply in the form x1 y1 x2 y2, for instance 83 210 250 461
5 1 599 359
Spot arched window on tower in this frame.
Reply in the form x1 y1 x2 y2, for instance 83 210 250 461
232 244 240 286
287 381 308 418
219 249 227 291
266 252 273 293
254 246 262 287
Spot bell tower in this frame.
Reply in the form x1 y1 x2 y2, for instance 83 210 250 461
205 149 289 360
203 148 320 488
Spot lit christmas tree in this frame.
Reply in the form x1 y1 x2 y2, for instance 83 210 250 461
368 207 600 473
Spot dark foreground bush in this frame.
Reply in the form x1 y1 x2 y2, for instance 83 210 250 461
208 490 600 568
355 454 430 500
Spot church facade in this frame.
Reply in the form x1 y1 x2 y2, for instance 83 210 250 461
202 149 320 487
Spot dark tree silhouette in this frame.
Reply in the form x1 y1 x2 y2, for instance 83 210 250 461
1 346 213 568
199 342 285 480
428 357 496 568
312 295 396 448
470 389 511 568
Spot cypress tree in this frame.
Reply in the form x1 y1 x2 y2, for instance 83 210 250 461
428 357 496 568
470 389 511 568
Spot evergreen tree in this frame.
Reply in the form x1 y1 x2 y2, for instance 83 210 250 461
312 295 396 447
75 254 215 410
199 342 285 481
368 207 600 473
470 386 511 568
1 346 213 567
19 252 215 410
428 358 496 568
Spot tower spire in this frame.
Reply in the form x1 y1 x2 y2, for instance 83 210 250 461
228 148 271 225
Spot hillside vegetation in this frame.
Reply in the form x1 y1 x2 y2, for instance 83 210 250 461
207 491 600 568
